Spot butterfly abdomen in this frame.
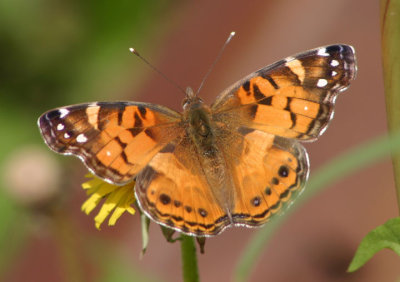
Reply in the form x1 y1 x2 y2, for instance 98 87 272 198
185 103 236 217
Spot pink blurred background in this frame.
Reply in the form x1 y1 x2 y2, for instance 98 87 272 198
1 0 397 281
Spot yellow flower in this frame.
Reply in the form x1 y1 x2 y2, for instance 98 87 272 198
81 174 136 229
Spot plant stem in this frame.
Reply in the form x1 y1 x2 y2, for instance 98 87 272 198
53 209 85 282
181 235 199 282
381 0 400 214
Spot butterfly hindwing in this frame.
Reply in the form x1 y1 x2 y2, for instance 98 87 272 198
222 128 309 226
38 102 183 184
135 136 230 236
212 45 356 141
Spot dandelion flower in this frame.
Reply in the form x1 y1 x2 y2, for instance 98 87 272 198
81 174 136 229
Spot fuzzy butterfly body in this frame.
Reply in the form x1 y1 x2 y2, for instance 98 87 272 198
38 45 356 236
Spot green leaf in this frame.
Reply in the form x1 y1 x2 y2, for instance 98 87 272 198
348 217 400 272
381 0 400 210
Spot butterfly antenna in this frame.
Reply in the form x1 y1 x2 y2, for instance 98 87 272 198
196 31 236 95
129 48 187 95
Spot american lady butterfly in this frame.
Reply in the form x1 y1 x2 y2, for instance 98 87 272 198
38 45 356 236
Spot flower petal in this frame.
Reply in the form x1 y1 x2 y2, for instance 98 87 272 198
80 174 136 229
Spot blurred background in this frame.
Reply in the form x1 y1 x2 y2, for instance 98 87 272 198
0 0 397 281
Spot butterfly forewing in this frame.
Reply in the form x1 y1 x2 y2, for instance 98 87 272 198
38 102 183 184
212 45 356 141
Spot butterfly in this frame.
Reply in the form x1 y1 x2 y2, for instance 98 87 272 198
38 45 356 236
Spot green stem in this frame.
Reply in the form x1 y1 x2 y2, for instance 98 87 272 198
181 235 199 282
381 0 400 214
234 131 400 282
53 210 85 282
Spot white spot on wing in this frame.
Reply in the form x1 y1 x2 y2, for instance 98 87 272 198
331 59 339 67
317 79 328 88
64 132 71 139
106 151 111 156
304 106 308 111
57 123 65 131
331 70 338 76
317 48 329 57
59 108 69 118
76 133 88 143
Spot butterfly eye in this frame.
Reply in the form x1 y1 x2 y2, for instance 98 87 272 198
182 97 190 110
182 95 204 111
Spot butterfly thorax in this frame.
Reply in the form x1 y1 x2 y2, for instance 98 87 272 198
185 102 213 150
182 88 213 148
